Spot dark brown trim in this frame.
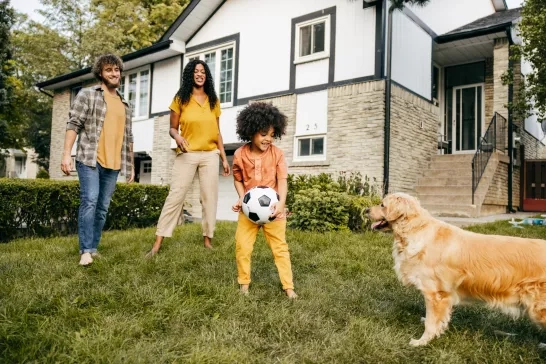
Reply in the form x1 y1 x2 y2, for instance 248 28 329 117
289 7 337 92
148 63 154 117
150 111 170 118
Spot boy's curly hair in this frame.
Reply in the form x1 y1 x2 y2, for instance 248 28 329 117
92 54 124 82
236 102 287 142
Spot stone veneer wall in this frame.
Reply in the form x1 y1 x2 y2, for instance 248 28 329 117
485 58 494 123
389 85 439 194
483 159 509 206
49 89 73 180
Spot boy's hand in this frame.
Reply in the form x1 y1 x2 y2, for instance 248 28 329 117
270 201 286 219
232 198 242 212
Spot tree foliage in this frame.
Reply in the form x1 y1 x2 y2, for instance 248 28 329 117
513 0 546 120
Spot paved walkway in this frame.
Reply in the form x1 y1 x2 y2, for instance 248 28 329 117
437 211 540 227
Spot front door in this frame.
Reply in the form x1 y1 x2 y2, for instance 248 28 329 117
452 84 484 154
523 161 546 211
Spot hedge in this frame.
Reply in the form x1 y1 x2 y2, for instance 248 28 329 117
0 179 168 242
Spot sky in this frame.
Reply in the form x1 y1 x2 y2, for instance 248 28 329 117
12 0 526 23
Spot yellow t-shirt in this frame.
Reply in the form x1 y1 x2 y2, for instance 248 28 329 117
97 90 126 170
169 95 221 152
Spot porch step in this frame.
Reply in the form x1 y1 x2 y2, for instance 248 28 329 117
415 185 473 195
418 176 490 187
422 203 478 218
431 154 474 163
423 168 473 178
429 161 473 170
418 193 477 205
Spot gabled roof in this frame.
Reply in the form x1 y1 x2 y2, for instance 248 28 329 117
436 8 521 43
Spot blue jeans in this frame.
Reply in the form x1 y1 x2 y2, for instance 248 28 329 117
76 161 119 254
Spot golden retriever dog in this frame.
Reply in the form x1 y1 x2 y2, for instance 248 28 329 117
367 192 546 347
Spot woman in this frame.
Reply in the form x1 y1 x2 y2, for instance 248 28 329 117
147 59 230 256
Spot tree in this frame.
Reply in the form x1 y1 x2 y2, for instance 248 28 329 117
505 0 546 121
0 0 21 150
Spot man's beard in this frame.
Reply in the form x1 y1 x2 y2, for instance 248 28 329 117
103 78 120 89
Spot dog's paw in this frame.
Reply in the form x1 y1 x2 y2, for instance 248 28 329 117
409 338 428 347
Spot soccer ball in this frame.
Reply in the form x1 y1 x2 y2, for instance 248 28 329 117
241 186 280 225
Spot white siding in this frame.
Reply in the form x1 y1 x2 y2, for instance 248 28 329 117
295 60 329 89
391 10 432 100
219 105 245 144
522 58 546 144
295 91 328 136
407 0 495 35
187 0 377 99
151 57 181 114
133 118 155 153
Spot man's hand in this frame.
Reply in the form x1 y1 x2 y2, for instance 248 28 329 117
127 167 135 183
60 154 72 176
232 198 242 212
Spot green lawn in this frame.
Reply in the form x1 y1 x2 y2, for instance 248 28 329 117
1 220 546 363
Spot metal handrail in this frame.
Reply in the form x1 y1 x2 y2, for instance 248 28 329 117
471 112 507 204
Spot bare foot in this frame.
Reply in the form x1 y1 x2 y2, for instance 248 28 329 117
204 236 213 249
285 289 298 299
240 284 249 295
145 248 159 259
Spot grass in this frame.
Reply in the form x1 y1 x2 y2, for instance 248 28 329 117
1 220 546 363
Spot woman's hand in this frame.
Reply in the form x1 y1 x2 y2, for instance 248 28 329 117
232 198 242 212
221 159 231 176
175 135 190 152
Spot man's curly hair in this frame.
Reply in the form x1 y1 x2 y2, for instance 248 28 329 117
174 59 218 111
92 54 124 82
236 102 287 142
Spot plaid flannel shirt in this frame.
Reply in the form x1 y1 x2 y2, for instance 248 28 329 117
67 85 133 178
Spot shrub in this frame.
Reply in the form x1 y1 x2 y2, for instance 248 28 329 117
0 179 169 242
36 168 50 179
287 172 381 233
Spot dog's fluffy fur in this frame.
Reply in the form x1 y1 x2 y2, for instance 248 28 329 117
368 192 546 346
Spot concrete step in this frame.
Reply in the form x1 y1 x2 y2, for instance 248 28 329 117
422 168 473 178
415 185 474 195
432 154 474 163
428 161 473 170
422 203 478 218
418 176 489 187
418 193 479 205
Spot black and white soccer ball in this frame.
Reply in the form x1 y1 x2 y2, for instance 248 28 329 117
241 186 280 225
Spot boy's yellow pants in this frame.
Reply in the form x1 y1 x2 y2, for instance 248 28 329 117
235 212 294 290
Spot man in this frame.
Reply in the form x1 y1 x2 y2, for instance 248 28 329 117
60 54 134 266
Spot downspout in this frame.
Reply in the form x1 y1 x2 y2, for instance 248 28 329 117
38 88 54 98
384 1 394 195
506 27 515 212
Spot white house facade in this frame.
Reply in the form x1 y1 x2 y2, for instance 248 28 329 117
38 0 546 219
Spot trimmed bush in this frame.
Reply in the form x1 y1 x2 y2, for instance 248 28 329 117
36 168 50 179
287 172 381 233
0 179 168 242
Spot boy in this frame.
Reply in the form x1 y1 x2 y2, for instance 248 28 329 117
231 102 297 299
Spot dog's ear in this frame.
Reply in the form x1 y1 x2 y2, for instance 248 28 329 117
403 195 420 218
385 195 404 222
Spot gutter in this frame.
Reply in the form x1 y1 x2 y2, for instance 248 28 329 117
436 23 513 44
38 88 54 98
383 0 394 195
36 40 173 89
506 26 515 212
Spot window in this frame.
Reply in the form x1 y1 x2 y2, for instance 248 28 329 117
432 66 440 101
14 156 26 177
119 67 150 119
186 43 235 106
295 15 330 64
297 136 325 157
142 161 152 173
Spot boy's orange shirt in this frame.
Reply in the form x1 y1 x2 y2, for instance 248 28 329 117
232 143 288 194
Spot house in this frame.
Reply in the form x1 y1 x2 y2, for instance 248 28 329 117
37 0 546 219
0 148 39 179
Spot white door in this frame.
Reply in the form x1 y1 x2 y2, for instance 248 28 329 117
452 84 484 154
140 160 152 184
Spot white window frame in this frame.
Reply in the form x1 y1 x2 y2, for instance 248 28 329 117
142 161 152 173
119 66 151 121
185 42 236 108
294 15 330 65
293 134 327 161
